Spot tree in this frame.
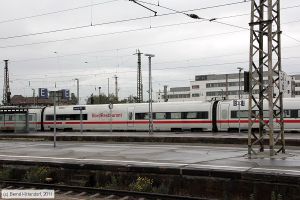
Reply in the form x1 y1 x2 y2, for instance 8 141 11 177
86 94 140 104
70 93 78 105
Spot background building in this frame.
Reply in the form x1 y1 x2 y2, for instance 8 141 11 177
10 89 76 107
157 72 297 102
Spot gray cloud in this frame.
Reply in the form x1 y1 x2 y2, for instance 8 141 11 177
0 0 299 102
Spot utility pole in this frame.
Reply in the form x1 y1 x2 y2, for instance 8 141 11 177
98 87 101 103
32 89 36 106
3 60 11 106
237 67 243 135
163 85 168 102
134 49 143 103
107 78 110 99
74 78 79 105
248 0 284 157
114 75 119 100
225 74 229 100
145 54 155 135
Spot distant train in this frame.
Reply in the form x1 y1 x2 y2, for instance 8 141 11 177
23 98 300 132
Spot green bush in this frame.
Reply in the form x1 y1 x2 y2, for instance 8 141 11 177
129 177 154 192
23 167 51 183
0 168 12 180
104 175 122 189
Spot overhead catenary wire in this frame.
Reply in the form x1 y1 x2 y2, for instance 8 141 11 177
10 29 245 63
0 0 251 40
6 55 300 82
283 33 300 43
0 0 120 24
0 20 207 49
0 3 299 50
1 2 295 75
135 0 250 30
6 40 300 80
0 1 298 99
8 21 300 65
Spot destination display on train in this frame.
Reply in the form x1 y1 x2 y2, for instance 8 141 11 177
92 113 123 118
73 106 86 111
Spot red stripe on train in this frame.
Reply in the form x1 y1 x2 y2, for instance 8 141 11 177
41 119 300 125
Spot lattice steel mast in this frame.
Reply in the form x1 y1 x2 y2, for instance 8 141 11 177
135 49 143 103
114 75 119 100
3 60 11 106
248 0 284 157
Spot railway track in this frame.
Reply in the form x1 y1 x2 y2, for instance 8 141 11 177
0 181 210 200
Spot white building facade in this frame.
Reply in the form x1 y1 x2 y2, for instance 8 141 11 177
157 72 296 102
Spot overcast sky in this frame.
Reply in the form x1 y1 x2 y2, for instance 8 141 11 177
0 0 299 103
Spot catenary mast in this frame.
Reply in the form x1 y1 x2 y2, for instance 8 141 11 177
248 0 284 157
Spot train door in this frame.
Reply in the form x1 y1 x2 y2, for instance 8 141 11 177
218 103 230 131
28 113 38 131
212 101 219 132
127 107 134 129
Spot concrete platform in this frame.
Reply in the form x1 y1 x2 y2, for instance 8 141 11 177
1 131 300 146
0 140 300 199
0 140 299 176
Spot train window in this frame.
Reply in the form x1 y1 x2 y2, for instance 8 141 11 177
135 113 154 120
144 113 150 120
0 115 3 121
291 110 299 118
284 110 290 117
45 114 87 121
46 115 54 121
5 115 15 121
170 112 181 119
19 115 26 121
263 111 269 118
231 111 249 118
239 111 249 118
198 112 209 119
135 113 146 120
186 112 197 119
165 112 171 119
231 111 237 118
128 112 133 120
56 115 64 120
156 113 166 119
30 115 36 121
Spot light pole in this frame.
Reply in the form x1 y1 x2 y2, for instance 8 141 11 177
98 87 101 103
237 67 243 99
107 78 110 99
220 89 224 100
53 91 57 148
74 78 83 134
145 53 155 135
32 89 35 106
237 67 243 134
74 78 79 105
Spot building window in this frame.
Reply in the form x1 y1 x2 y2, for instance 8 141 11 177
192 93 200 97
192 85 200 89
206 82 227 88
195 75 207 81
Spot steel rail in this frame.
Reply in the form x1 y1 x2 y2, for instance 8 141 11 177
1 180 211 200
